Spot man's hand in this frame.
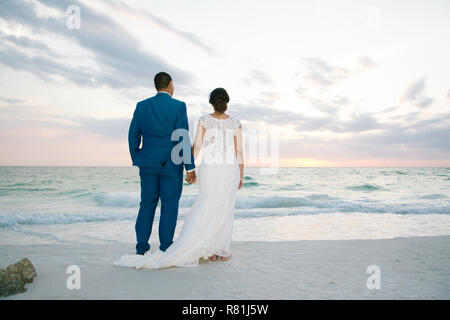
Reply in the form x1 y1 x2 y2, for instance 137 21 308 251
185 170 196 184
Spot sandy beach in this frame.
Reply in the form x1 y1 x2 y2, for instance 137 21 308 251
1 236 449 300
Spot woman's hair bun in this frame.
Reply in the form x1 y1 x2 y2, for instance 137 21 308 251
209 88 229 113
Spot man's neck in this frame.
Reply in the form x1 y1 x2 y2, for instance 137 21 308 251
158 90 172 97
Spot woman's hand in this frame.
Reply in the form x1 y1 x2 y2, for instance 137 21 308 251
238 177 243 190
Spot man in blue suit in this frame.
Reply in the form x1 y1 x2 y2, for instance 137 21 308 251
128 72 196 255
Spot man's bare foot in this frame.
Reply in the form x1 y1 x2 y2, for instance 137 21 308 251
209 255 218 261
220 254 232 261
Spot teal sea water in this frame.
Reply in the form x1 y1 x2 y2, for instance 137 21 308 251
1 166 450 244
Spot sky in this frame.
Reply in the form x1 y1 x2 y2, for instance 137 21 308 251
0 0 449 167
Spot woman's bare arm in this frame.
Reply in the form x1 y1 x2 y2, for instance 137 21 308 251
234 124 244 190
192 120 205 163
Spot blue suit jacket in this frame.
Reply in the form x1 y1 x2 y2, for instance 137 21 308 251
128 92 195 171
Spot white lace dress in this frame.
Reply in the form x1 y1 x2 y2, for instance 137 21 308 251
114 114 243 269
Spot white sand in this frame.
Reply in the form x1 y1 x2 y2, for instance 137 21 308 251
1 236 449 299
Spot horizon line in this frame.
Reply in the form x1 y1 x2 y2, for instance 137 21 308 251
0 165 448 168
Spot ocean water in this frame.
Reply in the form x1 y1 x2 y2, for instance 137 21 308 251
1 166 450 245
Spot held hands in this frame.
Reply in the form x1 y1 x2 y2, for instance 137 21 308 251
185 171 243 188
185 170 196 184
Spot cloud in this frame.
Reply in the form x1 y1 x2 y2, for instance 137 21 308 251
2 101 449 164
304 97 339 115
231 103 301 126
403 77 426 101
416 97 434 108
301 57 350 87
248 91 280 107
1 32 52 52
141 9 215 55
304 95 350 115
0 104 73 135
298 56 376 91
244 69 273 85
335 112 380 133
233 99 449 160
0 0 193 90
297 111 381 133
279 112 450 161
358 56 376 69
351 116 450 153
402 77 434 108
332 95 350 106
295 85 307 96
293 92 350 115
74 116 129 140
232 102 381 133
100 0 215 55
369 106 399 115
0 47 99 85
0 103 129 140
0 96 24 104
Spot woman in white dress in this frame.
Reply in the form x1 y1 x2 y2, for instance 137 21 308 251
114 88 244 269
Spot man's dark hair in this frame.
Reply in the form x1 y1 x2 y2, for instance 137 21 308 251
154 72 172 90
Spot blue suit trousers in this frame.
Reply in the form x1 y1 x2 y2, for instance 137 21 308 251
135 166 183 254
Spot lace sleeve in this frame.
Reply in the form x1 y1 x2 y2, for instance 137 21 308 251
193 119 205 161
235 122 244 165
